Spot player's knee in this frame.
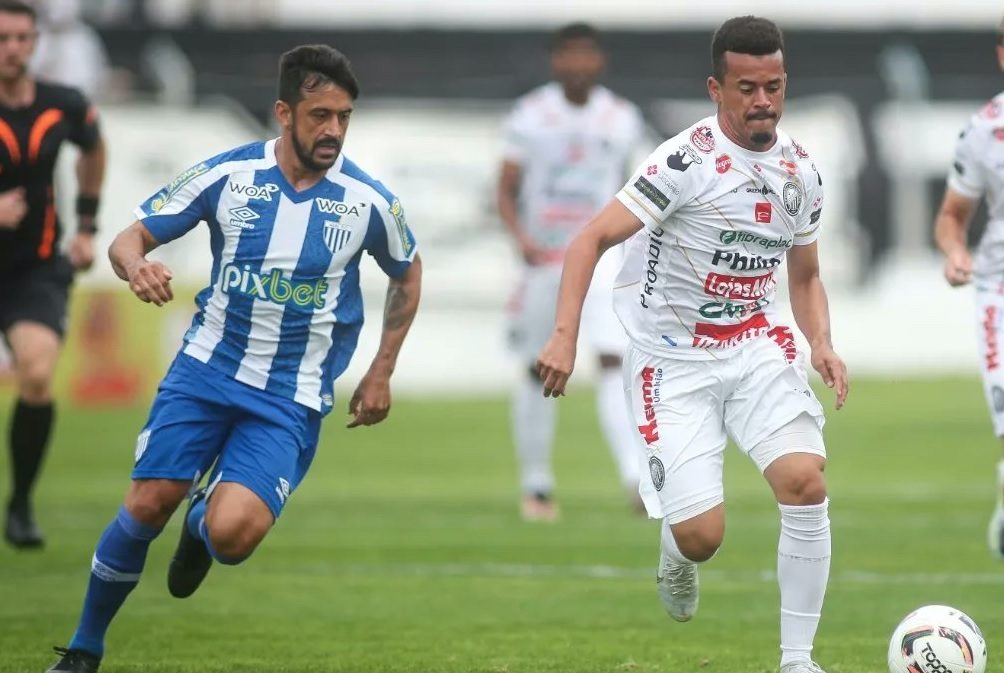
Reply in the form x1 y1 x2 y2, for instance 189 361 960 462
776 467 827 506
671 515 724 563
124 482 188 528
206 513 270 563
17 362 55 403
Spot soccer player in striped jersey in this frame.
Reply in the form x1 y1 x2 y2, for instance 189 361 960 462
45 45 422 673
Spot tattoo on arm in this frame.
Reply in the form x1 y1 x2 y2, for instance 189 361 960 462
384 283 410 330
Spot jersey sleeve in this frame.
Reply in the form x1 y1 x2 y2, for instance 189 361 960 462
794 163 824 246
500 103 532 165
365 196 417 278
133 161 221 244
947 121 988 200
64 88 100 151
615 138 700 231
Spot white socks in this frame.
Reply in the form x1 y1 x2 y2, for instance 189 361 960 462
778 499 831 667
597 368 642 490
660 517 694 564
512 375 556 495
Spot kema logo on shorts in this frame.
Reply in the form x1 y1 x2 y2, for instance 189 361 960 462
637 366 662 445
221 264 329 310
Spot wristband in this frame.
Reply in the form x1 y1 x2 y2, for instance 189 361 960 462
76 194 100 218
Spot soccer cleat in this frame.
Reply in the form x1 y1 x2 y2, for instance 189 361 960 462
167 487 213 598
987 504 1004 559
779 661 826 673
656 553 699 622
45 647 101 672
520 492 559 523
5 504 44 549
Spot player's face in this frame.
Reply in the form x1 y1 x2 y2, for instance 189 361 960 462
0 12 36 82
551 38 605 95
708 50 786 150
277 82 353 173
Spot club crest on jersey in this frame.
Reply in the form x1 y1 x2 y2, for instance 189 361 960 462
783 181 803 216
690 125 715 153
323 220 353 253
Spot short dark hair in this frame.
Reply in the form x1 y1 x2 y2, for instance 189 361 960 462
0 0 35 21
711 16 784 82
551 22 600 51
278 45 359 106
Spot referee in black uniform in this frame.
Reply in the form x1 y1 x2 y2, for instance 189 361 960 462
0 0 105 548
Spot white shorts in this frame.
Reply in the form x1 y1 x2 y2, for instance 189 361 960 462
624 332 826 523
507 245 627 364
975 286 1004 436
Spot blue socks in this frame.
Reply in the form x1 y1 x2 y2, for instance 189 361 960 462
69 507 162 657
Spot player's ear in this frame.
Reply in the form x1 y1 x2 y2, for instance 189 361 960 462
274 100 293 130
707 76 722 105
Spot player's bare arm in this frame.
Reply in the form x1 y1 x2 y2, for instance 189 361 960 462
0 185 26 229
68 136 106 271
935 187 978 287
786 241 848 409
348 253 423 428
497 159 546 265
108 221 174 306
537 199 642 398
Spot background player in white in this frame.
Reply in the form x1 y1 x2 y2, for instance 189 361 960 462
934 15 1004 559
537 16 847 673
497 22 646 520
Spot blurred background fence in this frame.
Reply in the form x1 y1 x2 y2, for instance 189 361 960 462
15 0 1004 400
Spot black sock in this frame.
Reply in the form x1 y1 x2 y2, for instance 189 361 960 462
8 399 54 512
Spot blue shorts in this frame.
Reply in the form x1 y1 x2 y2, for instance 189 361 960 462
132 354 322 519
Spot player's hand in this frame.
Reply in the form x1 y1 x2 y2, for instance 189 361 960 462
0 187 27 229
944 248 972 287
536 332 576 398
518 236 549 266
68 232 96 271
125 258 174 306
810 345 848 410
347 372 391 428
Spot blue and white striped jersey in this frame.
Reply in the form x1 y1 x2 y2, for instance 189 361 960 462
134 139 417 415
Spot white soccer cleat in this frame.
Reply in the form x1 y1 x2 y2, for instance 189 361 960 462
987 504 1004 559
656 553 699 622
779 661 826 673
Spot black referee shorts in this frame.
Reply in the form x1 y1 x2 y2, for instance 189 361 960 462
0 255 74 339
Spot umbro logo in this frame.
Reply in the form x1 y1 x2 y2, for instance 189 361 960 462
229 206 259 229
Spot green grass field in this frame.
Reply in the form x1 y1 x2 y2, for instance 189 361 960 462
1 378 1001 673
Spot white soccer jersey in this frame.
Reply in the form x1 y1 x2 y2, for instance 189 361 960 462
134 139 417 414
502 82 645 263
614 115 824 360
949 92 1004 283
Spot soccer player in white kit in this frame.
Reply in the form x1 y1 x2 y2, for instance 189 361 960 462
537 17 847 673
934 16 1004 559
498 23 647 521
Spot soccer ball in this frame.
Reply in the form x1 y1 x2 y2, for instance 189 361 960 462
888 605 987 673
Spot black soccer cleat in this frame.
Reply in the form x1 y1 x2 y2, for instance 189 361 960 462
45 646 101 672
5 504 44 549
167 487 213 598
